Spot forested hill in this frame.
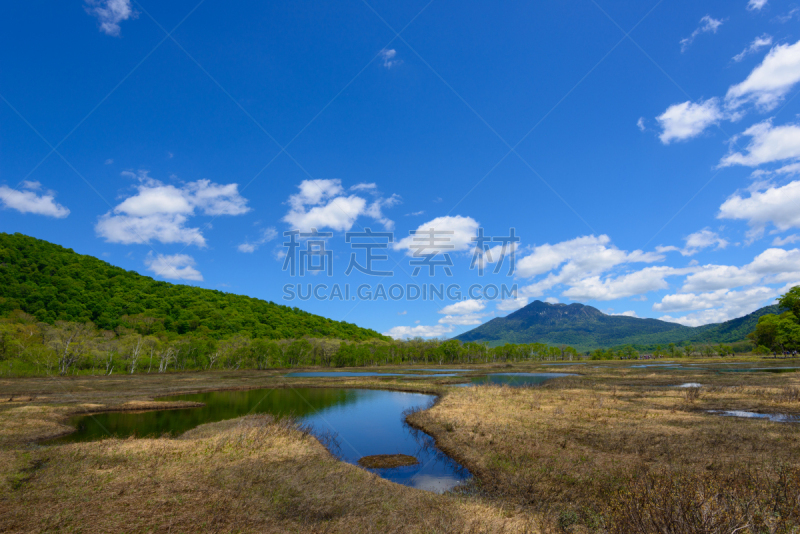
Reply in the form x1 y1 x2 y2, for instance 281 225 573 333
0 233 385 341
454 300 781 351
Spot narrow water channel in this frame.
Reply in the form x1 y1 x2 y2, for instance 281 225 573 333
46 388 470 493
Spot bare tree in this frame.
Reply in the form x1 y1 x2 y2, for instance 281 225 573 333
158 347 175 373
49 321 95 376
129 336 143 374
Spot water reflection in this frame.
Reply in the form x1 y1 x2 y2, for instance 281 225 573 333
708 410 800 423
457 372 573 387
46 387 470 493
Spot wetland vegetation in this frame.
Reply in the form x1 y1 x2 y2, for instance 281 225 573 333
2 359 800 532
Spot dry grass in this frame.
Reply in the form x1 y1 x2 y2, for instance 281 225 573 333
2 360 800 533
358 454 419 469
1 414 537 533
408 368 800 532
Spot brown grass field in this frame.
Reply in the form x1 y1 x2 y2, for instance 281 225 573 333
1 359 799 533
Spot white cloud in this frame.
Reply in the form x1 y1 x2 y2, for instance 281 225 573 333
679 265 761 293
773 234 799 246
680 15 723 52
105 159 114 165
733 34 773 62
610 310 639 317
718 179 800 238
678 248 800 293
514 235 662 300
719 120 800 167
775 8 799 23
438 299 486 315
394 215 480 253
350 183 377 191
144 252 203 282
438 314 484 326
726 40 800 111
561 266 690 301
283 179 398 232
238 227 278 253
0 182 70 218
656 228 728 256
96 173 249 247
656 98 723 143
748 0 768 10
545 297 559 304
654 248 800 325
383 324 453 339
637 117 646 131
656 286 779 325
380 49 401 68
497 296 529 311
85 0 136 36
397 310 407 316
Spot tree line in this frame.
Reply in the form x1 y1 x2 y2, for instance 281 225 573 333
750 286 800 354
0 311 589 376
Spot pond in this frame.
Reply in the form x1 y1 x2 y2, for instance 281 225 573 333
456 372 574 387
46 388 470 493
283 371 461 378
707 410 800 423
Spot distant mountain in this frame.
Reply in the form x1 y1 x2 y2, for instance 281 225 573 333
454 300 781 351
0 233 386 341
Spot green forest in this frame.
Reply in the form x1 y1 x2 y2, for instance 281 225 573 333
750 286 800 354
0 232 796 377
0 232 383 341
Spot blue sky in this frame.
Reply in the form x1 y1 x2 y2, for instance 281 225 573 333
2 0 800 339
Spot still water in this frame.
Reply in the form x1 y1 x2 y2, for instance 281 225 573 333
47 387 470 493
457 372 573 387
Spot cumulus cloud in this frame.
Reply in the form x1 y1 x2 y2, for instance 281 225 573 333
436 300 488 326
656 228 729 256
733 34 773 62
85 0 137 36
283 179 398 232
438 299 486 315
719 120 800 167
680 15 723 52
610 310 639 317
438 314 485 326
718 179 800 238
238 227 278 253
748 0 768 10
514 235 662 301
657 286 780 325
561 266 691 301
0 182 70 218
96 172 249 247
380 49 401 68
656 39 800 145
636 117 646 132
383 324 453 339
394 215 480 253
656 99 723 144
678 248 800 293
654 248 800 325
144 252 203 281
726 40 800 111
497 296 529 312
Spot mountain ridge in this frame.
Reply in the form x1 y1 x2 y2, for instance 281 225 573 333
454 299 779 351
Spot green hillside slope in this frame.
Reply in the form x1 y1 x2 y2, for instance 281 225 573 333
0 233 385 341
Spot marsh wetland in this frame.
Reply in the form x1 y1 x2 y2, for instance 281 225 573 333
2 359 800 533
